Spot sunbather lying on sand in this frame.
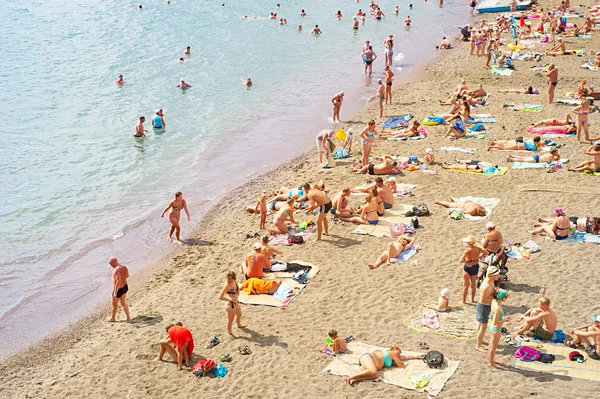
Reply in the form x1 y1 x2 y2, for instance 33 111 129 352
442 159 498 172
268 183 310 203
423 288 452 312
339 194 379 225
435 196 487 216
353 155 400 175
507 147 560 163
367 235 415 269
568 144 600 171
531 114 574 127
529 207 571 240
240 277 282 295
346 346 422 385
488 136 541 151
499 86 537 95
379 121 421 138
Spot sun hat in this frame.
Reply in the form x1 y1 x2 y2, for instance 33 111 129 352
253 242 262 249
440 288 451 298
487 266 500 276
486 221 496 230
388 176 396 182
425 148 434 155
462 235 476 243
592 315 600 322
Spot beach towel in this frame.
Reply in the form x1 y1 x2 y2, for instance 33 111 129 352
323 341 460 396
523 104 542 112
449 197 500 220
237 261 320 309
468 117 497 123
268 226 316 246
403 306 478 340
527 126 576 136
513 343 600 381
530 64 550 73
390 245 419 263
512 159 568 169
492 66 513 76
381 114 414 129
446 166 508 176
387 134 425 141
240 278 279 294
440 146 476 154
556 98 581 106
351 215 414 237
563 231 600 244
422 309 440 330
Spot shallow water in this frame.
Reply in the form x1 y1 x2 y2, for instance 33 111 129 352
0 0 470 356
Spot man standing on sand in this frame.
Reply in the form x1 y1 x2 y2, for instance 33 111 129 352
475 266 500 351
107 257 131 322
384 66 394 104
305 186 332 241
514 296 557 340
135 116 147 137
376 79 386 118
546 64 558 104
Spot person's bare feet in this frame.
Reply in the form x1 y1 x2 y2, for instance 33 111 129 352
489 361 503 369
105 317 115 322
237 324 248 328
475 346 487 352
368 264 379 269
154 357 163 361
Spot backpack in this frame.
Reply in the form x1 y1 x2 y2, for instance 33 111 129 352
292 269 309 284
287 235 304 244
192 359 216 376
423 350 444 369
411 204 430 217
514 346 540 362
538 353 555 364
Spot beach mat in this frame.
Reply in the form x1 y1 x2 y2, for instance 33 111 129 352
440 146 477 154
390 246 419 263
237 261 320 309
564 231 600 244
269 226 316 246
351 216 413 237
492 66 513 76
403 306 478 340
323 341 459 396
446 166 508 176
512 159 568 169
513 343 600 381
381 114 414 129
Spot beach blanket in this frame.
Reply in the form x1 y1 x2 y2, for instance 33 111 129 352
237 261 320 309
446 166 508 176
512 159 568 169
528 126 576 136
492 66 513 76
468 117 497 123
268 226 316 246
564 231 600 244
580 61 600 71
403 306 478 339
448 196 500 220
323 341 459 396
351 214 414 237
387 129 427 141
523 104 543 112
390 246 419 263
381 114 414 129
513 343 600 381
556 98 581 106
530 64 550 73
440 146 476 154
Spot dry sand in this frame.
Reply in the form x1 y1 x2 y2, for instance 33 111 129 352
2 2 600 398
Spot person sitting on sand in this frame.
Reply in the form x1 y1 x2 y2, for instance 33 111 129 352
442 159 499 172
353 177 394 210
565 315 600 359
156 322 194 370
514 296 557 340
240 277 283 295
444 115 467 138
346 346 422 385
488 136 541 151
499 86 537 95
268 198 298 235
353 155 400 175
531 114 574 127
460 235 489 304
437 36 452 49
468 84 486 99
569 144 600 172
529 207 571 240
423 288 453 312
435 196 486 217
329 330 348 354
507 147 560 164
384 176 397 193
367 235 415 269
370 187 385 216
577 79 588 98
488 289 510 369
425 148 435 165
260 234 283 259
545 38 567 56
242 242 270 279
331 188 353 217
379 121 421 138
219 271 247 335
268 183 310 204
340 194 379 225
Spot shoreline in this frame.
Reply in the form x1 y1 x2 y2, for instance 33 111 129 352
4 2 600 397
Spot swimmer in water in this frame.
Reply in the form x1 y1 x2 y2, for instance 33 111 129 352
353 18 359 30
152 109 165 129
184 46 191 55
116 75 125 85
135 116 147 138
176 79 192 89
395 5 399 14
139 5 143 10
179 57 184 62
410 4 413 9
336 10 343 20
279 18 284 25
383 35 394 67
283 18 287 24
300 9 306 16
245 77 253 87
405 16 411 26
374 7 385 20
312 25 322 34
298 25 302 31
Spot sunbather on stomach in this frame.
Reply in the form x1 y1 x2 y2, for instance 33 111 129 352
487 136 541 151
435 196 487 217
442 159 498 173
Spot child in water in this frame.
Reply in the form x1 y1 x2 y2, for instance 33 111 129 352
254 193 268 230
329 330 348 354
422 288 453 312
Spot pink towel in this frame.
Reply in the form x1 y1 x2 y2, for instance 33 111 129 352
422 309 440 330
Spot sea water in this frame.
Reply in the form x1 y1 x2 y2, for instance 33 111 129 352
0 0 470 356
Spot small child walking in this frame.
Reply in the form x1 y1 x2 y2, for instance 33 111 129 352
254 193 268 230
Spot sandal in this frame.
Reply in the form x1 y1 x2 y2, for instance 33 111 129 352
238 345 252 355
565 340 578 349
501 327 509 335
206 336 220 349
419 342 429 350
218 354 232 362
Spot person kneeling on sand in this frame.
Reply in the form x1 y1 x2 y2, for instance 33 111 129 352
330 187 353 217
346 346 422 385
242 243 270 279
514 296 557 340
435 196 486 217
422 288 453 312
367 235 415 269
353 155 400 175
156 322 194 370
565 315 600 359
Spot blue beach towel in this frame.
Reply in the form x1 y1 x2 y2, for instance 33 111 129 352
381 114 414 129
272 282 294 302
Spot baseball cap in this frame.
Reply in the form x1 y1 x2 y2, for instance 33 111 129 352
425 148 434 155
487 266 500 276
253 242 262 249
592 315 600 322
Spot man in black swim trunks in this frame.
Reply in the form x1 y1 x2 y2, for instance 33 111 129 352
305 186 332 241
361 46 377 77
546 63 558 104
107 257 131 322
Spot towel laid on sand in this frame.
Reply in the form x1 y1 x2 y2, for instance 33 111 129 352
446 166 508 176
512 159 568 169
449 196 500 220
527 126 576 135
322 341 459 396
381 114 414 129
514 343 600 381
563 231 600 244
492 66 513 76
390 246 419 263
268 226 316 246
422 309 440 330
404 306 478 339
440 146 477 154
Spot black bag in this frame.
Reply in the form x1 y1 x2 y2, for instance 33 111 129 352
423 350 444 368
411 216 419 229
412 204 430 217
538 353 555 364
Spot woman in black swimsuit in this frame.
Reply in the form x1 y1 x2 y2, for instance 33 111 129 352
161 191 190 241
219 271 247 335
529 208 571 240
459 235 489 304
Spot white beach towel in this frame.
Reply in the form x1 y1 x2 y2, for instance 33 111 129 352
440 146 477 154
390 246 419 263
450 196 500 220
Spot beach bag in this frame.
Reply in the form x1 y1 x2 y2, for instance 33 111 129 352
287 235 304 244
411 204 429 217
214 364 228 378
292 269 309 284
514 346 540 362
449 210 464 220
423 350 444 369
389 223 405 237
192 359 216 376
538 353 555 364
333 148 350 160
470 123 485 131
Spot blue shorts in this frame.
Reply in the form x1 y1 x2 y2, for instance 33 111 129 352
532 155 540 163
476 302 492 323
368 219 378 225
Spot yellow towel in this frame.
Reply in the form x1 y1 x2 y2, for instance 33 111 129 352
240 278 276 294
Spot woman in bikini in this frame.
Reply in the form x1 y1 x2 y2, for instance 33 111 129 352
268 198 298 234
219 271 247 335
435 196 487 216
359 119 379 167
507 147 561 164
529 207 571 240
572 98 591 143
268 183 310 204
379 121 421 138
367 235 415 269
346 346 422 385
488 136 541 151
531 113 574 127
331 92 344 123
383 35 394 66
369 187 385 216
339 194 379 225
460 235 489 304
488 288 509 369
161 191 190 241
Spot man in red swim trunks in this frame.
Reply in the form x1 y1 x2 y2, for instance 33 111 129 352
106 257 131 322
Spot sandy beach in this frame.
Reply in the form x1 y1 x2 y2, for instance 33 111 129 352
3 2 600 398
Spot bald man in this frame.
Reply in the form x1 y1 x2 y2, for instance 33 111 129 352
106 257 131 322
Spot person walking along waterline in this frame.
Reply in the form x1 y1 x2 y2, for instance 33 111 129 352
106 257 131 322
161 192 190 241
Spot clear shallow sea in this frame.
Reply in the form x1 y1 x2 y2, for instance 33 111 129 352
0 0 470 356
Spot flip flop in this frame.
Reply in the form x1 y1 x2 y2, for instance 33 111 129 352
206 336 220 349
419 342 430 350
238 345 252 355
